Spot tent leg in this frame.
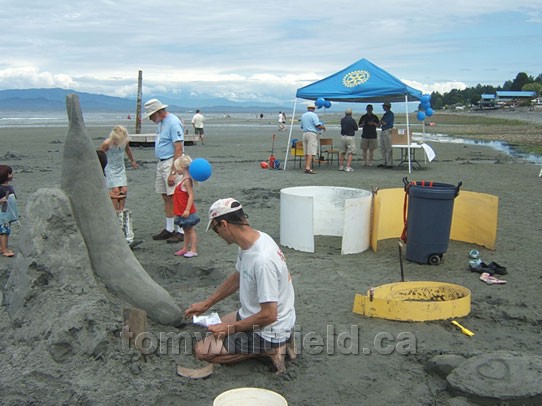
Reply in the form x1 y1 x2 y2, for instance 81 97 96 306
283 99 298 171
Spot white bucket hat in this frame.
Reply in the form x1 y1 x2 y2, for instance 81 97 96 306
144 98 168 119
206 198 243 231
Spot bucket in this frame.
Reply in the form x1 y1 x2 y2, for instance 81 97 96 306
214 387 288 406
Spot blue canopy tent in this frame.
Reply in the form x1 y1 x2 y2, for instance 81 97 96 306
285 58 423 172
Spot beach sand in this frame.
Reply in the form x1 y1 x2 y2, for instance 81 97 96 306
1 111 542 405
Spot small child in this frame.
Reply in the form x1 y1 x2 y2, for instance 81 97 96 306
0 165 18 258
172 155 200 258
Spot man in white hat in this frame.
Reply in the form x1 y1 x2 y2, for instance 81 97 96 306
144 98 185 242
299 103 325 174
185 198 296 373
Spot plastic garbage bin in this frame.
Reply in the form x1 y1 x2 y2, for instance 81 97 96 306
403 178 462 265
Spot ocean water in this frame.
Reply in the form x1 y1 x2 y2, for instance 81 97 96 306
1 111 541 164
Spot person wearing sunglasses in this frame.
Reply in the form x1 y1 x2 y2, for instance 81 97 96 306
184 198 296 373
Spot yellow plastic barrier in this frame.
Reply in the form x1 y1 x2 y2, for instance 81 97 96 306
352 281 471 321
371 189 498 251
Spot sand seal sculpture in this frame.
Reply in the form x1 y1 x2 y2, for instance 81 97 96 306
61 94 183 326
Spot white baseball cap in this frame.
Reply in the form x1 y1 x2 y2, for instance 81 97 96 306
206 198 243 231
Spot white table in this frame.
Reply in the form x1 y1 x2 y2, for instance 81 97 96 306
392 144 426 168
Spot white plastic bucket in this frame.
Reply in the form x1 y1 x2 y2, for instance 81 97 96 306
213 387 287 405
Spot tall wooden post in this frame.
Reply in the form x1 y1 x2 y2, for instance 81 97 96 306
135 70 143 134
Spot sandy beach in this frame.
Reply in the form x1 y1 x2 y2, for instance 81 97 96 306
1 109 542 405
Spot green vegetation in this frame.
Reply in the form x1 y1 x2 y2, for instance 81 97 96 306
430 72 542 109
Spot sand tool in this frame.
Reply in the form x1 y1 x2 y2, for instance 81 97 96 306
268 133 277 169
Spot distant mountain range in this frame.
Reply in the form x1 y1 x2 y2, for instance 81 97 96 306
0 88 288 113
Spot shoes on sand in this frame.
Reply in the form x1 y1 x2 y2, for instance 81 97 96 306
487 261 507 275
183 251 198 258
166 232 184 244
152 229 175 240
345 167 354 172
469 261 507 275
338 166 345 171
480 272 506 285
174 248 188 256
304 169 316 174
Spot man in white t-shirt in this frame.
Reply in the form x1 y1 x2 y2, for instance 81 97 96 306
185 198 296 373
191 109 205 144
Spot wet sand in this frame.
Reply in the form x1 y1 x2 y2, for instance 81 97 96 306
1 111 542 404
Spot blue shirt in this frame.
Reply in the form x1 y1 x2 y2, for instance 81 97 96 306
300 111 322 133
381 111 395 130
155 113 184 159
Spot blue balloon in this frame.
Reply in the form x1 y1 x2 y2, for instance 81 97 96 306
189 158 212 182
417 111 426 121
421 94 431 104
324 100 331 108
315 97 325 108
425 108 434 117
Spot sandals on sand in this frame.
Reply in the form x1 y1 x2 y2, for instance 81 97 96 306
480 272 506 285
304 169 316 174
1 250 15 257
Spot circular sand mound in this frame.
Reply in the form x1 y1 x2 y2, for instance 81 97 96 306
447 351 542 404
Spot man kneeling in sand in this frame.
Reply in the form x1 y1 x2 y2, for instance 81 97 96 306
184 198 296 373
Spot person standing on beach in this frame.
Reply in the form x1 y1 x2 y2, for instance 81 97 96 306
358 104 380 166
278 111 286 131
184 198 296 373
144 98 185 243
338 108 358 172
172 155 200 258
300 103 325 174
0 165 18 258
191 109 205 145
379 102 394 168
99 125 138 213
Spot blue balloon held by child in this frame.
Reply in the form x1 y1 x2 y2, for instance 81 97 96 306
189 158 212 182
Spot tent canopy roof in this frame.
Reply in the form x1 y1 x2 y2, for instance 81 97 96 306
296 58 423 103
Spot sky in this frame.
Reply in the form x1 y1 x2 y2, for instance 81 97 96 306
1 0 541 105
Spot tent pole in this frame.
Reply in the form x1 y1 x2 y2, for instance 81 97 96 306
405 94 412 174
283 99 298 171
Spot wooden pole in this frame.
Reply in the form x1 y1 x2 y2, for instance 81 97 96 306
135 70 143 134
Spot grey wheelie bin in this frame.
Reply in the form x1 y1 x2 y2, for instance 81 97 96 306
403 178 462 265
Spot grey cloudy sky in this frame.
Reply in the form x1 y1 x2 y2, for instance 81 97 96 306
1 0 541 103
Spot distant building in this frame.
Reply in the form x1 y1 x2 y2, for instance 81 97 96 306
479 91 536 109
480 94 496 109
495 91 536 106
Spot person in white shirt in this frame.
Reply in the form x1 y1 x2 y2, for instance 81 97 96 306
191 109 205 145
185 198 297 373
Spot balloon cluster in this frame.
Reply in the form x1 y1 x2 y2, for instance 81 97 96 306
315 97 332 109
416 94 433 121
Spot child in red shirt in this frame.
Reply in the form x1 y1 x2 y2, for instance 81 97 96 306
172 155 200 257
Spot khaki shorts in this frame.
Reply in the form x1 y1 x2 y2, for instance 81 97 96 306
361 138 378 151
340 136 356 154
302 132 318 156
155 158 180 196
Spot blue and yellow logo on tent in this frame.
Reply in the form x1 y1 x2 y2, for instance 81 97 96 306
342 70 370 88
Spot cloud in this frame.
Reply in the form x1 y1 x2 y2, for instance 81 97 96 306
0 0 541 103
